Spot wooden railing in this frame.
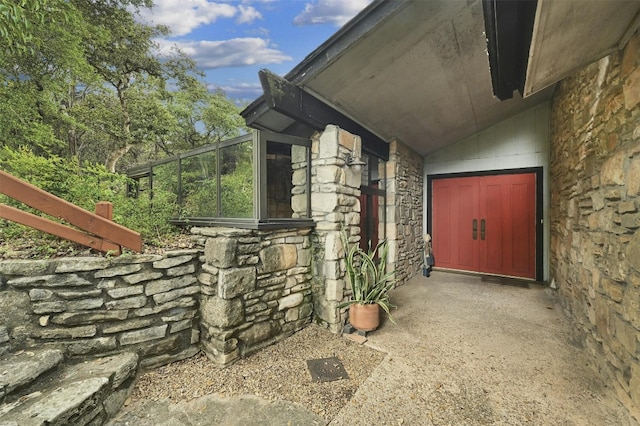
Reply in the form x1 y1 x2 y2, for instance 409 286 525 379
0 170 142 255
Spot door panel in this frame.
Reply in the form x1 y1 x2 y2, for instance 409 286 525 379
432 177 479 271
432 173 536 279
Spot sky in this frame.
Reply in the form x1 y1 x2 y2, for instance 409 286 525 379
138 0 374 103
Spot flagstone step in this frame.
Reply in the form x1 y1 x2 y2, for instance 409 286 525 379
0 348 64 404
0 351 138 426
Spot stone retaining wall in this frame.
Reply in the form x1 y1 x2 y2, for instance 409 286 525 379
0 251 201 369
195 226 313 365
550 31 640 418
0 226 315 368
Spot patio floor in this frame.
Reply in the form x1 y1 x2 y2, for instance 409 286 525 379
331 270 636 425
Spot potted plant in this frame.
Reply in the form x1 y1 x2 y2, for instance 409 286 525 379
338 230 396 331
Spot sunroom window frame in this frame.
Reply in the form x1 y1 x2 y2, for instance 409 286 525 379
127 130 313 230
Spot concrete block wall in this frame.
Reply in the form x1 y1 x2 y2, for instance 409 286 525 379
0 251 201 369
550 31 640 419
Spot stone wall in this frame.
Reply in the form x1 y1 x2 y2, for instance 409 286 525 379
0 251 201 369
550 31 640 419
385 139 424 284
308 125 363 332
196 226 313 365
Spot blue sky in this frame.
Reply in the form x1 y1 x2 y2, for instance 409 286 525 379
138 0 373 102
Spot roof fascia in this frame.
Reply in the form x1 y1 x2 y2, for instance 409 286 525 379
285 0 408 85
483 0 538 100
259 70 389 160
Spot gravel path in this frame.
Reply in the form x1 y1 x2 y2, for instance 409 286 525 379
121 326 384 423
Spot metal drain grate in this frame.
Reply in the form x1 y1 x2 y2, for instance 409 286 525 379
306 357 349 383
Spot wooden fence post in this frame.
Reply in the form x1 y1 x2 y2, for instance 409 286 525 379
95 202 113 221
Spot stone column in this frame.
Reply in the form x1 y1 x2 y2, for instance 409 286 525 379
383 139 424 285
309 125 362 333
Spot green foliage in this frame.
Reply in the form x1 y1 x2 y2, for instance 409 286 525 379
0 0 250 254
0 146 178 243
338 229 397 320
0 0 246 173
220 162 253 218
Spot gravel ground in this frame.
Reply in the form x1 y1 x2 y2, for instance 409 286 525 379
125 325 385 422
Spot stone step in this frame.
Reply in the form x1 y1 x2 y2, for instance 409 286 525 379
0 348 64 404
0 352 138 426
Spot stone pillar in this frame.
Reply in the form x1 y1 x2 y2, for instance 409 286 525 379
196 227 313 365
383 139 424 285
309 125 362 333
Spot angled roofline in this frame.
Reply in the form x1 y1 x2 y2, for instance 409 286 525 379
482 0 538 100
285 0 408 85
240 0 404 160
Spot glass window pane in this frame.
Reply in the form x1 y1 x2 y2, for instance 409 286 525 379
220 140 253 218
152 161 179 217
181 151 217 217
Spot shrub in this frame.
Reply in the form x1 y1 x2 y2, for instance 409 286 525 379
0 146 179 246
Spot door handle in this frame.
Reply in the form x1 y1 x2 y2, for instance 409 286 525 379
472 219 477 240
481 219 486 240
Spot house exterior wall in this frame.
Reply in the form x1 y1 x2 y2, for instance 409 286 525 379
549 32 640 419
384 140 424 284
423 103 551 279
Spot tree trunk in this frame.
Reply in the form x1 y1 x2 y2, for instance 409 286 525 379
105 81 133 173
105 143 132 173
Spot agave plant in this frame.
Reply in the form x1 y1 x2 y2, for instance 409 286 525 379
338 230 396 319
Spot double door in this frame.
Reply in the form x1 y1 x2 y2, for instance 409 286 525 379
432 173 536 279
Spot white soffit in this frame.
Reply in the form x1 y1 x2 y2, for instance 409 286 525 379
525 0 640 97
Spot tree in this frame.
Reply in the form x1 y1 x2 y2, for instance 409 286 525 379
0 0 247 173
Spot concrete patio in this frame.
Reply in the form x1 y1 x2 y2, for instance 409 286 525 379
109 270 638 425
331 271 636 425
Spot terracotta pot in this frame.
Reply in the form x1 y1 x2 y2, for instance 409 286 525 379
349 303 380 332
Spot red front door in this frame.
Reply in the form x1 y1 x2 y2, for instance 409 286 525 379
432 173 536 279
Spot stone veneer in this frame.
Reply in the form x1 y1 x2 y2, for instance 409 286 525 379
0 251 202 369
302 125 424 331
384 140 424 285
306 125 363 333
0 226 314 368
195 226 313 365
550 31 640 419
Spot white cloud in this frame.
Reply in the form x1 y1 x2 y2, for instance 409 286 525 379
293 0 373 27
139 0 237 36
157 38 292 70
213 81 264 100
236 5 262 25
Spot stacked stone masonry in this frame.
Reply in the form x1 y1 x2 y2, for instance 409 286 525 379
195 226 313 365
0 251 201 369
0 226 316 369
307 126 363 333
550 30 640 419
385 139 424 285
